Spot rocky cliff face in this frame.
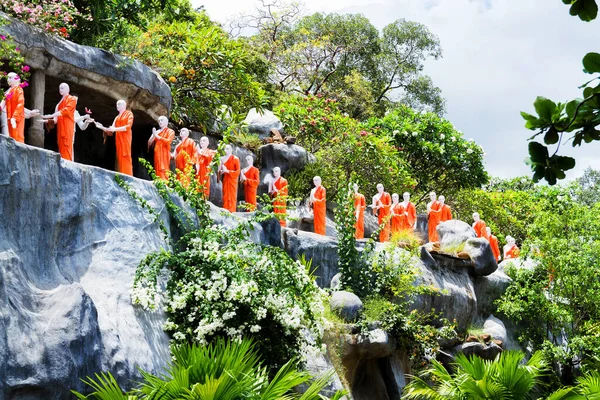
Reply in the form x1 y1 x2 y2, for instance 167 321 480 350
0 136 173 399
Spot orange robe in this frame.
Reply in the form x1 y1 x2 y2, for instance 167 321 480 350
197 148 216 198
441 204 452 222
175 137 197 186
271 176 288 226
312 185 326 235
428 201 442 242
473 220 489 240
489 234 501 261
405 201 417 228
221 154 240 212
5 86 25 143
505 244 520 259
391 203 410 236
354 193 366 239
374 192 392 242
56 95 77 161
153 127 175 181
242 166 259 211
114 110 134 176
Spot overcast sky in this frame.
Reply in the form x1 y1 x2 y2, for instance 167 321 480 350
194 0 600 180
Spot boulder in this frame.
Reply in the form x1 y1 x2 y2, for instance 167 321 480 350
258 143 315 177
244 108 284 139
283 228 339 288
464 238 498 276
330 273 342 291
483 315 508 345
473 269 511 317
330 291 363 322
412 258 477 332
452 341 503 361
437 220 476 246
287 203 338 237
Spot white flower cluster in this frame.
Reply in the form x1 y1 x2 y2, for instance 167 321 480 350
130 283 160 310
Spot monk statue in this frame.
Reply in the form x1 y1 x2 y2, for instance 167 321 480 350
353 183 366 239
173 128 197 187
472 212 490 240
504 236 520 259
95 100 134 176
401 192 417 229
439 195 452 222
3 72 25 143
310 176 327 235
43 83 77 161
240 155 259 211
196 136 216 198
427 191 442 242
147 116 175 181
391 193 409 237
219 144 240 212
487 227 501 262
268 166 288 226
372 183 392 242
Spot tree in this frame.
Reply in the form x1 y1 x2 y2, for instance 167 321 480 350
521 0 599 185
113 11 268 128
575 167 600 206
402 351 549 399
364 105 488 206
373 19 445 114
237 4 446 117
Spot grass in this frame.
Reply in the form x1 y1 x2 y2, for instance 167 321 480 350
439 241 466 256
390 229 423 252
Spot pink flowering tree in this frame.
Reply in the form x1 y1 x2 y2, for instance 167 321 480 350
0 0 91 38
0 34 30 101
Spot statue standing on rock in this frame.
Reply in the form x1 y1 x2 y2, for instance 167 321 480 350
43 83 77 161
427 191 442 242
219 144 240 212
472 212 489 240
372 183 391 242
147 116 175 181
240 155 259 211
173 128 197 187
268 166 288 226
353 183 366 239
95 99 134 176
196 136 216 198
310 176 326 235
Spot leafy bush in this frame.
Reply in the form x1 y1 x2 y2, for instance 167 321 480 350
72 338 345 399
0 34 30 101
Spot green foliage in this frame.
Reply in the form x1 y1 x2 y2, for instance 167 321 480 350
575 167 600 206
521 0 600 184
364 105 488 205
72 338 345 399
278 94 413 200
334 181 359 293
243 5 445 115
101 11 267 129
497 192 600 383
0 34 30 101
402 350 549 400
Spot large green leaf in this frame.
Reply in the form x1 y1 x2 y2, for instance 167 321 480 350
534 96 557 122
583 52 600 73
544 126 560 144
528 141 549 163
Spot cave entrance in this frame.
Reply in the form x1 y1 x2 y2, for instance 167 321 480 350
26 76 157 179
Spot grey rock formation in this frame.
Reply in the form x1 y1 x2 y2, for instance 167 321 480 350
473 269 511 317
244 108 284 139
437 220 476 246
258 143 315 178
330 291 363 322
452 341 503 361
464 237 498 276
483 315 508 345
287 203 338 237
330 273 342 291
0 136 274 399
0 13 171 118
283 228 339 288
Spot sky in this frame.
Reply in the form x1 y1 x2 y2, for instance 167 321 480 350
194 0 600 180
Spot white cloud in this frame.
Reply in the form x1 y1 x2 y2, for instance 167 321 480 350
195 0 600 180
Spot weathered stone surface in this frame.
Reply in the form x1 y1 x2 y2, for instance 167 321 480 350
258 143 315 179
452 341 503 361
330 291 363 322
244 108 284 139
437 220 476 246
473 269 511 317
412 257 477 332
330 273 342 291
415 213 428 242
0 136 274 399
464 238 498 276
283 228 339 288
0 14 171 118
483 315 508 345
